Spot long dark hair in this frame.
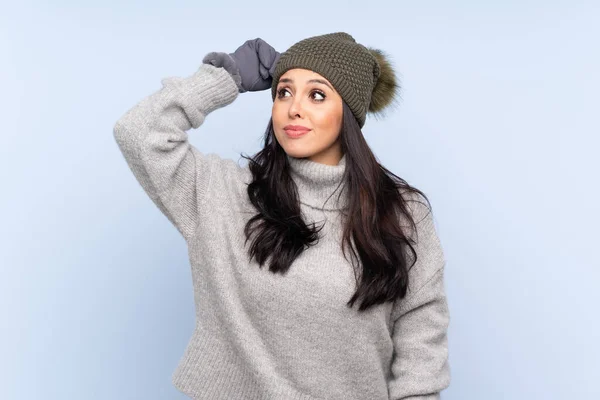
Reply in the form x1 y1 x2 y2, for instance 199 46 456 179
240 102 431 312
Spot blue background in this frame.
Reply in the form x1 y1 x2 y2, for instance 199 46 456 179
2 1 598 399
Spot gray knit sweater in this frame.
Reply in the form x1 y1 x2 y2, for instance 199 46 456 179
113 63 450 400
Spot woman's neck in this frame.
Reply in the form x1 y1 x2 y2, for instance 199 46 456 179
286 153 348 211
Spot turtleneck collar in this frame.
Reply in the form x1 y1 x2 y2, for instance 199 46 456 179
286 153 349 211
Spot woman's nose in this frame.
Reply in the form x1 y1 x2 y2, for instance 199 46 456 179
288 98 304 117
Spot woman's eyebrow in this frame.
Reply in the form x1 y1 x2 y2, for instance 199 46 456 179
279 78 334 91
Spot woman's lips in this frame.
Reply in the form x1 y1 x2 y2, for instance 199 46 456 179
284 128 311 138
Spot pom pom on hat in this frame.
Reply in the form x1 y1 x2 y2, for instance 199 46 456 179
368 48 401 118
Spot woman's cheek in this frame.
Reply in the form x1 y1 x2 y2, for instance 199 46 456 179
318 108 341 135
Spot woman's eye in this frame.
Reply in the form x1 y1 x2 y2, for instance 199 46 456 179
277 88 325 102
312 91 325 101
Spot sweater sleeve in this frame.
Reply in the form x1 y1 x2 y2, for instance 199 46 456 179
113 64 239 242
387 200 451 399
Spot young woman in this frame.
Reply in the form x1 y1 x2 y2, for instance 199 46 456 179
114 32 450 400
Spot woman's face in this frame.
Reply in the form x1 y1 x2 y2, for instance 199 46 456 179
272 68 344 166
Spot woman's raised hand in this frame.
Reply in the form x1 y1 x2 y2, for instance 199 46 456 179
202 38 280 93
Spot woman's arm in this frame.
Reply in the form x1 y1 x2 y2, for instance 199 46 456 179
387 202 451 399
113 63 239 242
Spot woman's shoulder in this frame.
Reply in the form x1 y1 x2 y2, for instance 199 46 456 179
398 187 433 226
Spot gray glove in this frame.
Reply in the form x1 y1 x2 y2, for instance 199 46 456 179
202 38 280 93
201 52 244 91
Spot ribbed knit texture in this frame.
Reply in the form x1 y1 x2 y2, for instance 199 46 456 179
286 153 349 211
271 32 379 127
113 63 450 399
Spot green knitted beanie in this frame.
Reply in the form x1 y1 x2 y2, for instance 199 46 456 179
271 32 399 128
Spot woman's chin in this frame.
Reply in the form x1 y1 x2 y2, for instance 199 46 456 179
281 145 313 159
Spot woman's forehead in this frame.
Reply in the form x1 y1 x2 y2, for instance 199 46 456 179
280 68 328 82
